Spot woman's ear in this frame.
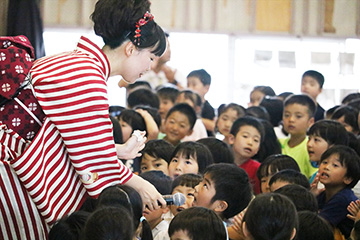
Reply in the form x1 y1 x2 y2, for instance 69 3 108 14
125 41 135 57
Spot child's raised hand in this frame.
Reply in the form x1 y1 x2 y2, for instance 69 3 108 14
310 172 325 197
347 199 360 221
231 208 247 235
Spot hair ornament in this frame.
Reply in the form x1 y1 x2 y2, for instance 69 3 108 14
140 216 146 222
134 11 154 46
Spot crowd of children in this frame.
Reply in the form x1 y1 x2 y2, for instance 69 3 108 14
49 68 360 240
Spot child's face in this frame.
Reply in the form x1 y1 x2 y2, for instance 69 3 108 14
159 97 175 120
170 230 191 240
335 115 355 133
140 153 169 175
283 104 314 136
217 108 239 137
229 125 261 160
307 135 329 163
168 153 199 179
187 77 208 99
193 173 217 210
318 153 351 187
143 206 169 226
164 112 193 145
260 175 273 193
301 76 322 100
170 185 196 216
119 118 133 142
249 90 265 107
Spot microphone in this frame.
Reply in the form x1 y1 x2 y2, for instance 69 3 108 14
161 193 186 206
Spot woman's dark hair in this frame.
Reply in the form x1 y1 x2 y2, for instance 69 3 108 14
256 154 300 181
168 207 227 240
83 206 134 240
91 0 166 56
253 119 282 163
197 137 234 164
170 141 214 174
49 211 90 240
243 193 298 240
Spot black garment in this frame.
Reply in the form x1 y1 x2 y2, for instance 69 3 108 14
201 100 215 136
314 103 325 122
7 0 45 59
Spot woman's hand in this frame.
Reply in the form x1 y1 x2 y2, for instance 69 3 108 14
116 130 147 160
124 174 166 211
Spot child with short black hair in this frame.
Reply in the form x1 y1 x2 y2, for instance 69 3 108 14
168 141 213 179
269 169 311 191
156 86 179 129
229 116 265 194
248 85 276 107
169 173 203 219
127 88 160 109
187 69 215 137
307 120 349 183
331 105 359 135
140 171 173 240
168 207 227 240
193 163 252 221
313 145 360 238
279 94 317 179
49 211 90 240
301 70 325 121
197 137 234 164
297 211 334 240
216 103 245 143
257 154 300 193
140 139 175 175
241 193 298 240
162 103 197 146
176 89 207 141
274 184 318 212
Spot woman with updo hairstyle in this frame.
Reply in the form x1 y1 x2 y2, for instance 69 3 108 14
0 0 167 239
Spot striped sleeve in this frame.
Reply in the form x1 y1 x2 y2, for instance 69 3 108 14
29 42 132 196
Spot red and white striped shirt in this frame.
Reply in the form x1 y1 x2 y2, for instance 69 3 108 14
1 36 133 239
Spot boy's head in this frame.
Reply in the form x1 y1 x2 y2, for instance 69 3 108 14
176 90 203 114
118 109 146 142
156 86 179 119
168 207 227 240
301 70 324 100
331 105 360 135
249 85 276 107
242 193 298 240
140 139 175 175
297 211 334 240
307 120 349 164
127 88 160 109
269 169 310 192
283 94 316 136
187 69 211 99
164 103 197 146
257 154 300 193
170 173 203 216
319 145 360 189
140 171 172 226
168 141 213 179
197 137 234 164
193 163 252 220
229 116 265 161
275 184 318 212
